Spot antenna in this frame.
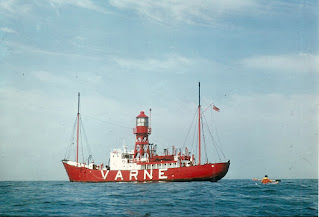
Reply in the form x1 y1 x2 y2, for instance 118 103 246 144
199 82 201 107
76 92 80 164
149 108 152 129
77 92 80 114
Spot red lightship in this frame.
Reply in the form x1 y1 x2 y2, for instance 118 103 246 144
62 83 230 182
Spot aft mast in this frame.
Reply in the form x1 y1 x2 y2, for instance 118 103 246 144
76 92 80 164
198 82 201 165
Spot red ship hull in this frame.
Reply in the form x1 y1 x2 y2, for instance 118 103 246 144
62 161 230 182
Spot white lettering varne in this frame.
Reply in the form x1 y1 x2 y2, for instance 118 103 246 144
115 170 123 180
144 170 153 180
130 170 138 180
101 170 109 180
159 169 167 179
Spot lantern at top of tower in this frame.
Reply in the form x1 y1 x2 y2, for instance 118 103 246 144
134 111 151 135
136 111 149 127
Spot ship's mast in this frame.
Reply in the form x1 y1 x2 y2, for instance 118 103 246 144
76 92 80 164
198 82 201 165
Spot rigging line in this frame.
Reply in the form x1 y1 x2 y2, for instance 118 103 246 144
80 117 93 162
201 103 213 115
202 113 223 161
70 118 77 158
204 119 221 162
65 117 77 159
202 113 221 162
207 109 222 158
201 115 209 163
80 123 85 163
204 112 223 158
80 117 88 157
210 107 226 159
211 107 222 146
190 109 198 156
182 109 198 149
82 114 131 129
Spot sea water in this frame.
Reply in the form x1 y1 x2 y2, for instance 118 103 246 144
0 179 317 216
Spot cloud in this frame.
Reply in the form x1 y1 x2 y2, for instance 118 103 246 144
31 71 103 88
112 54 191 72
7 41 102 61
0 27 16 33
32 71 70 85
111 54 222 74
239 53 319 73
109 0 258 26
109 1 318 28
0 0 31 14
49 0 108 14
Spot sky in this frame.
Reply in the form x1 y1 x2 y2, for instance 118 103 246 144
0 0 318 181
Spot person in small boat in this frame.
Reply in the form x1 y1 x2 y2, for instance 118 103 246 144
261 175 272 184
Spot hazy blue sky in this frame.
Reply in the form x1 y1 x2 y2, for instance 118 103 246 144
0 0 318 180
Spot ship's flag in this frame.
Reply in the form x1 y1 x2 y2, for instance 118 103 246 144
213 105 220 112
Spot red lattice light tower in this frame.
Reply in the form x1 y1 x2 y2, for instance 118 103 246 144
133 111 151 159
